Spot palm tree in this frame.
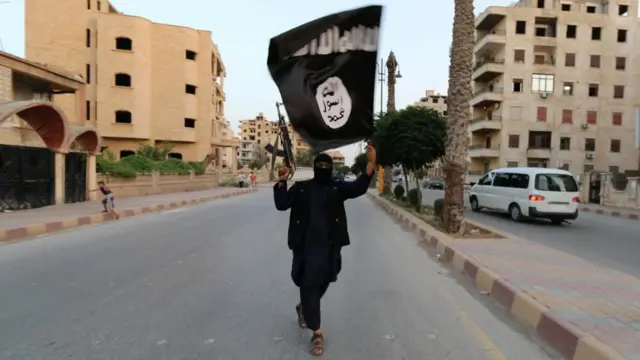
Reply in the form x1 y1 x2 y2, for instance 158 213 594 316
443 0 474 233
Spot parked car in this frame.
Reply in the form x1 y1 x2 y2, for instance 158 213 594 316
423 177 444 190
332 172 345 182
468 167 579 225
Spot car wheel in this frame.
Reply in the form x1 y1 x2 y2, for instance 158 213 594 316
509 203 523 222
470 196 481 212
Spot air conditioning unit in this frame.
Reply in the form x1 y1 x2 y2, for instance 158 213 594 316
581 123 589 130
585 153 594 160
540 92 549 99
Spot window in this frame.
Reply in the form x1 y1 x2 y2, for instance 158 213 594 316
537 106 547 121
534 54 546 64
560 137 571 150
587 110 597 124
115 110 132 124
168 153 183 159
507 161 519 168
584 164 594 172
508 134 520 148
114 73 131 87
619 4 629 16
617 29 627 43
86 64 91 84
185 84 197 94
535 26 546 37
115 37 133 51
561 3 571 11
565 53 575 67
566 25 577 38
588 84 599 97
86 29 91 47
609 166 620 174
535 174 578 192
612 112 623 126
586 5 596 13
591 27 601 40
514 49 525 62
86 100 91 120
493 173 530 189
478 174 494 186
610 139 621 153
615 57 626 70
97 0 101 10
184 118 196 128
516 21 526 34
120 150 135 158
614 85 625 99
537 0 545 8
562 109 573 123
585 138 596 151
87 0 91 9
590 55 600 68
563 82 574 95
512 79 523 92
186 50 197 60
531 74 554 93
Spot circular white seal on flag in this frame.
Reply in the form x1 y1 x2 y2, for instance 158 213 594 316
315 76 352 129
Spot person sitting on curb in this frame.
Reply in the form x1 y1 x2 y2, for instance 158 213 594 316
89 181 120 219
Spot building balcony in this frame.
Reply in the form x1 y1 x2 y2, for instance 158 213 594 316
469 115 502 133
474 29 506 55
469 144 500 158
475 7 507 30
471 87 503 107
527 147 552 159
472 58 504 82
533 35 557 47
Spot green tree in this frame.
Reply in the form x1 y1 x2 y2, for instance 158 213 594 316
351 153 369 175
335 165 351 175
295 151 315 167
375 106 447 211
137 143 173 161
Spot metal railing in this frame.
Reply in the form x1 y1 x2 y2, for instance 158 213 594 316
472 87 504 97
473 58 505 71
469 144 501 150
470 115 502 124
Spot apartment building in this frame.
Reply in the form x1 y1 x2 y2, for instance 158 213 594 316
237 112 309 165
24 0 235 168
326 151 346 166
414 90 448 115
472 0 640 176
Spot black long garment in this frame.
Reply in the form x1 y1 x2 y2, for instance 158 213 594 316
291 181 341 288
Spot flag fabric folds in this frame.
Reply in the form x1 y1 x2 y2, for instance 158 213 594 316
267 5 383 152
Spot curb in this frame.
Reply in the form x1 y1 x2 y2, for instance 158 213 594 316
580 205 640 221
0 188 258 243
367 193 626 360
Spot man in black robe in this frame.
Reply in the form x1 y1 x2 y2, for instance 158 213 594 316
273 143 376 356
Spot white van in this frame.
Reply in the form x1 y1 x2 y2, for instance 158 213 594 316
469 167 580 225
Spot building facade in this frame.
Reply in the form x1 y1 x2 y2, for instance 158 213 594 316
0 51 101 210
237 112 309 166
414 89 449 115
472 0 640 176
326 151 345 167
25 0 235 168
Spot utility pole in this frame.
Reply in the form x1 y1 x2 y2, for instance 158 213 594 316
380 51 402 191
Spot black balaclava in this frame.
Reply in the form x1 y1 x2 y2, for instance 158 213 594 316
313 153 334 185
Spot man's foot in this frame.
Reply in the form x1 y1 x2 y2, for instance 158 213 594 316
310 332 324 356
296 304 307 328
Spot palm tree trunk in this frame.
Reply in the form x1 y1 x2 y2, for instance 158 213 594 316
443 0 474 234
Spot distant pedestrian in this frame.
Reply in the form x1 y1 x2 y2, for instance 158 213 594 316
90 181 120 219
237 172 245 188
250 171 257 188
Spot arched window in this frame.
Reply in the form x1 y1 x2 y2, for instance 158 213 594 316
115 37 133 51
120 150 135 158
168 153 183 160
114 73 131 87
115 110 132 124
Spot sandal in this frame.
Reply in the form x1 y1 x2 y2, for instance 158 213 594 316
310 333 324 356
296 304 307 328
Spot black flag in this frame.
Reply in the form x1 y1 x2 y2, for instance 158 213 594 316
267 5 383 152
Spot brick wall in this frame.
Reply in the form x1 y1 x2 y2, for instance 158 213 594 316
0 65 12 102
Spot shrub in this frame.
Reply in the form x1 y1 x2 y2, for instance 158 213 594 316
156 158 192 175
407 188 420 207
188 161 206 175
393 184 405 199
120 155 156 173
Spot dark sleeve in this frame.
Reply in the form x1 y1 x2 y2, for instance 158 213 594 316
338 172 372 200
273 181 297 211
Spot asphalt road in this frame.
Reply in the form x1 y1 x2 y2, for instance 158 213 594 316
419 188 640 278
0 190 557 360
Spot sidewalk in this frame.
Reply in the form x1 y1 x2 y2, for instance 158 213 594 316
370 193 640 360
580 203 640 221
0 187 256 242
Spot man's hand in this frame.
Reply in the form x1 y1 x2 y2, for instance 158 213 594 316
366 141 376 165
278 167 291 181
